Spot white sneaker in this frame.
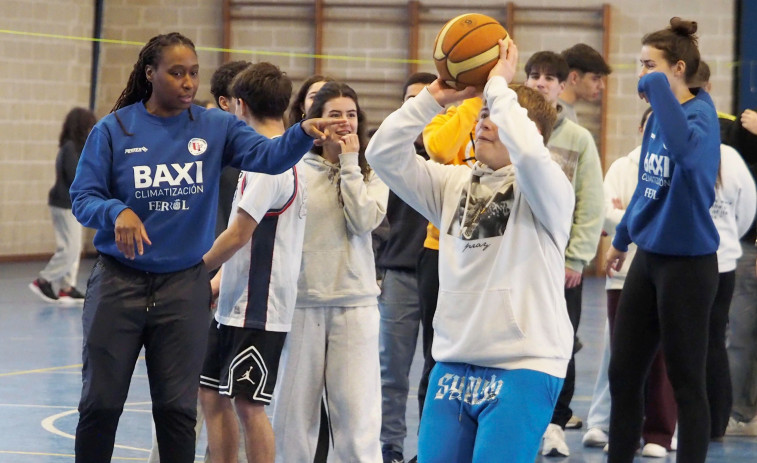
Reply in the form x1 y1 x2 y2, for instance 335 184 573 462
670 436 677 451
641 443 668 458
582 427 609 447
542 423 570 457
725 416 757 436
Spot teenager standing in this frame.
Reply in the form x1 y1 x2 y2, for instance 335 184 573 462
605 18 721 463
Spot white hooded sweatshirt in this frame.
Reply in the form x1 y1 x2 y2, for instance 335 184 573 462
366 77 574 378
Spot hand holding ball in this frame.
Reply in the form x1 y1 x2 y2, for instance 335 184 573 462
433 13 510 91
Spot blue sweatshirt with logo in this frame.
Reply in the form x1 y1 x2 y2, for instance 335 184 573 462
613 72 720 256
70 102 313 273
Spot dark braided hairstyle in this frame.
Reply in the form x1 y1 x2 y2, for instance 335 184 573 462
111 32 196 134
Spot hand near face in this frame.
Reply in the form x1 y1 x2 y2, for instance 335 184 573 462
301 117 348 141
488 38 517 84
338 133 360 154
114 208 152 260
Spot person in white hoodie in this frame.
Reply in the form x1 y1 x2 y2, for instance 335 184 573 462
366 39 574 463
271 81 388 463
707 143 757 439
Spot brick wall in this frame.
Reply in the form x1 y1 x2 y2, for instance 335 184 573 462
0 0 93 257
0 0 738 258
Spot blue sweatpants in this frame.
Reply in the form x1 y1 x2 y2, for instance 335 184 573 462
418 362 563 463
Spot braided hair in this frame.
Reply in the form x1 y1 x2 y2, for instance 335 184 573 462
112 32 196 134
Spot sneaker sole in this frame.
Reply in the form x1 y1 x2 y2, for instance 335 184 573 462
583 440 608 448
57 296 83 305
28 283 58 303
565 418 583 429
542 448 570 457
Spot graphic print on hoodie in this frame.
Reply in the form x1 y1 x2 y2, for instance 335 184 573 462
447 176 515 241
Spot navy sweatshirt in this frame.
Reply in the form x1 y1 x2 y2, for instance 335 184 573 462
70 102 313 273
614 72 720 256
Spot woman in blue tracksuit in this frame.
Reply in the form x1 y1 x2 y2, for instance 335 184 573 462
69 32 342 463
604 18 720 463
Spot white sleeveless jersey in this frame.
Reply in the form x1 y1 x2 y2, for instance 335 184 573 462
215 165 307 331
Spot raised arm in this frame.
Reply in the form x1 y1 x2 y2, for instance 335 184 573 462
639 72 717 168
366 85 471 227
484 76 574 239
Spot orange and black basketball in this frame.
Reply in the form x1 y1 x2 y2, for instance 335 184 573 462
433 13 509 90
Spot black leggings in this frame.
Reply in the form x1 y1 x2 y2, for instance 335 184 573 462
707 270 736 438
608 249 718 463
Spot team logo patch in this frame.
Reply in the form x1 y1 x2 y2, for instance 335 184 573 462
188 138 208 156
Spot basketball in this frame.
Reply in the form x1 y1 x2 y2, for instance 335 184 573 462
433 13 509 90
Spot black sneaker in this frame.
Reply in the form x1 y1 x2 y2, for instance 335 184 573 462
382 448 404 463
407 457 418 463
58 287 85 304
29 278 58 303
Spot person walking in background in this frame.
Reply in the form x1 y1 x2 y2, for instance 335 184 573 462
29 107 96 304
605 18 721 463
272 82 388 463
69 32 342 463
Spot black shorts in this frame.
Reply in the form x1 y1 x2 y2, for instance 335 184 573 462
199 320 286 405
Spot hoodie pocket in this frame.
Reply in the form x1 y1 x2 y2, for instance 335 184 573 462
434 288 525 352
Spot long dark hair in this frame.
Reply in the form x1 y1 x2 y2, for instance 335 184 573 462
59 107 97 151
288 75 334 127
306 81 370 181
642 17 700 82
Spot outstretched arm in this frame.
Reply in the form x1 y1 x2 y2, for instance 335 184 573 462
225 117 348 175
